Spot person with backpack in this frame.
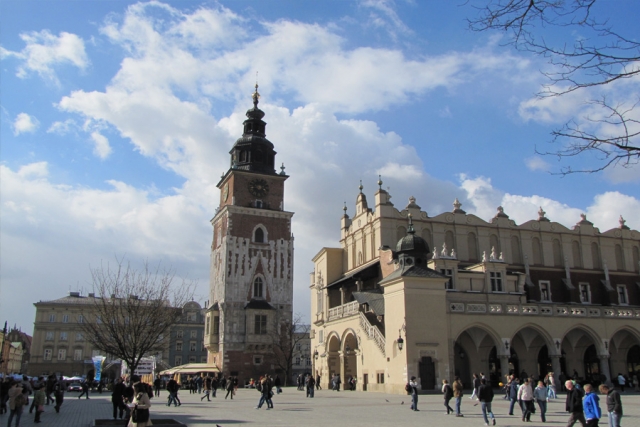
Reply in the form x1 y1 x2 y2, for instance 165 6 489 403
7 381 25 427
442 379 454 414
407 376 419 411
478 378 496 426
565 380 587 427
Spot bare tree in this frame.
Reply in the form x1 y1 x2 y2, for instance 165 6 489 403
467 0 640 173
268 313 309 386
79 258 195 374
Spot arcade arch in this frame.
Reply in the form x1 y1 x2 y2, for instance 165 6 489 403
454 325 501 388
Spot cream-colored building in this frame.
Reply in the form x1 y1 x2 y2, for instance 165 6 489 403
310 183 640 393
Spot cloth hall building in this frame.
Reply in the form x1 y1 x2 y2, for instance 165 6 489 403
310 183 640 393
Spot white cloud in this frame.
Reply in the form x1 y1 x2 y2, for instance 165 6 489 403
360 0 414 40
12 112 40 135
1 30 89 83
525 156 552 172
47 119 78 135
90 132 113 159
376 162 423 182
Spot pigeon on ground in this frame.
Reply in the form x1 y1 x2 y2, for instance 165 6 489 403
385 399 389 402
401 401 404 405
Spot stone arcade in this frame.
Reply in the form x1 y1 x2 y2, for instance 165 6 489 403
204 86 294 383
310 181 640 393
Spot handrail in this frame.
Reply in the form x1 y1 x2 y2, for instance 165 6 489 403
359 312 386 356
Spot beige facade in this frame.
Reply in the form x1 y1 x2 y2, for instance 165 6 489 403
30 292 170 377
310 184 640 393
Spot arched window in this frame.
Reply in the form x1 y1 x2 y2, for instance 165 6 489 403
371 228 376 257
468 233 478 261
422 229 433 251
615 244 625 270
591 242 601 269
532 237 543 265
445 230 455 253
253 277 264 298
572 241 582 268
254 227 264 243
490 234 500 255
358 252 363 266
511 235 522 264
552 239 563 267
362 233 367 262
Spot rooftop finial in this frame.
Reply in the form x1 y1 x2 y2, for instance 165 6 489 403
343 202 348 214
252 74 260 107
407 213 415 234
280 163 286 175
378 175 383 190
619 215 629 229
359 180 363 193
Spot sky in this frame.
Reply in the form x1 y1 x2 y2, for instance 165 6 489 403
1 0 639 336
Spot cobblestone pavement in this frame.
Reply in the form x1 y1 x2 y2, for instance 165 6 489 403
5 388 639 427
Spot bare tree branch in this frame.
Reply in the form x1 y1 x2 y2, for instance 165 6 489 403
268 313 309 386
79 257 196 374
467 0 640 174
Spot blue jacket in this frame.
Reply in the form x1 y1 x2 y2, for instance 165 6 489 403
583 392 601 420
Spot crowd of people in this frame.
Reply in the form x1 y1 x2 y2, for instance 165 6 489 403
437 372 628 427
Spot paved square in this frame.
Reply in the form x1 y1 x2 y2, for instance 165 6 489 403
8 388 639 427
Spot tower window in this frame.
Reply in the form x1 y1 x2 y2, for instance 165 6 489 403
539 281 551 302
253 277 264 298
490 272 503 292
254 226 266 243
254 315 267 335
579 283 591 303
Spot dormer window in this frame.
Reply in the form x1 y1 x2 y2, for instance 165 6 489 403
253 277 264 298
490 272 503 292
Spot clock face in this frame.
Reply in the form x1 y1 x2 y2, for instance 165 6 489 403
222 183 229 202
248 178 269 198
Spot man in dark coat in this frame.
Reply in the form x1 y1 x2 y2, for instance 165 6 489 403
53 376 65 413
153 376 162 397
478 378 496 425
111 378 128 419
508 376 519 415
565 380 587 427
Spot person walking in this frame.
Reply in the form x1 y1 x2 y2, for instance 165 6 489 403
78 379 90 399
306 375 316 398
0 377 10 414
112 378 129 420
128 382 152 427
478 378 496 426
616 374 625 392
442 379 454 414
7 381 25 427
508 376 520 415
534 380 548 422
547 373 557 400
53 376 65 413
583 384 601 427
598 384 622 427
453 376 464 417
408 376 419 411
274 375 282 394
565 380 587 427
201 376 211 402
316 373 321 390
224 376 234 400
255 377 270 409
32 383 46 423
518 378 535 422
153 376 162 398
470 373 480 400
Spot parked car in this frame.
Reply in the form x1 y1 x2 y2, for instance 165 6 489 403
67 382 82 392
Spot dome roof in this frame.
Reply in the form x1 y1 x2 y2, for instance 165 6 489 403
395 216 430 254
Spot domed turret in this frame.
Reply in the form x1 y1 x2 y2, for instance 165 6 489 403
395 214 430 267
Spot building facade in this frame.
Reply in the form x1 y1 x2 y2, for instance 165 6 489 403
204 86 294 384
168 301 207 367
30 292 171 377
0 325 31 375
310 183 640 393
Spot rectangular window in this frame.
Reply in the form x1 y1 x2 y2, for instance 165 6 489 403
189 356 196 363
44 349 52 360
254 315 267 335
62 314 69 323
317 290 323 313
177 330 183 338
490 272 503 292
296 343 301 351
306 357 312 366
190 330 197 338
49 314 56 322
319 330 324 344
377 372 384 384
213 316 220 334
205 316 210 335
295 357 301 365
73 349 83 361
75 333 83 341
175 356 182 366
254 356 262 365
190 341 196 352
45 331 54 341
617 285 628 305
440 269 454 289
57 349 66 360
176 341 183 352
201 356 207 363
60 332 68 341
539 281 552 302
579 283 591 304
77 315 84 323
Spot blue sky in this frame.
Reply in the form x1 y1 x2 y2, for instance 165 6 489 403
1 0 639 334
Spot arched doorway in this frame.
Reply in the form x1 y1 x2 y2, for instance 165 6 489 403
584 344 601 385
454 326 500 388
628 345 640 374
454 342 470 387
538 345 552 378
326 334 341 388
561 327 600 382
342 332 358 389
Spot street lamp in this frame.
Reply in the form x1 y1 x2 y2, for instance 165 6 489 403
397 335 404 351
